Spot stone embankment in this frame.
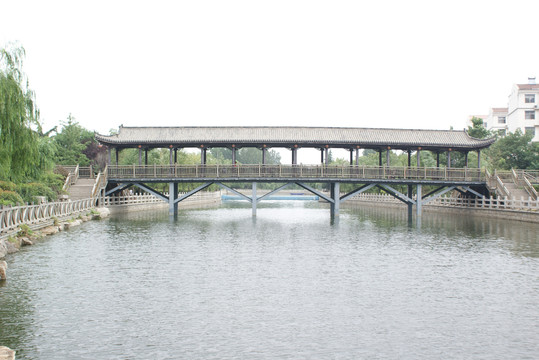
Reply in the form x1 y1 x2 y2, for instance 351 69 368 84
105 191 221 214
0 346 15 360
0 208 110 279
343 194 539 223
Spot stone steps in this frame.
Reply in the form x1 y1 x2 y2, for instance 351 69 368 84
68 178 96 200
504 182 531 200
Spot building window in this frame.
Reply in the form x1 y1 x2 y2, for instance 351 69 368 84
525 127 535 136
525 94 535 103
484 122 488 128
498 116 506 124
525 110 535 120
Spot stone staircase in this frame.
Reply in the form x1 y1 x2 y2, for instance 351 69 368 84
503 181 530 199
68 178 95 200
497 174 532 200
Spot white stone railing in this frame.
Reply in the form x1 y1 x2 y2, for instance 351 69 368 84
0 198 96 235
62 164 79 192
104 191 221 206
348 193 539 212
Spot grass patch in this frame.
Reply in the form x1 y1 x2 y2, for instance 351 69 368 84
17 224 33 237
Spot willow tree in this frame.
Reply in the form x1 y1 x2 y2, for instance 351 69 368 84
0 44 40 181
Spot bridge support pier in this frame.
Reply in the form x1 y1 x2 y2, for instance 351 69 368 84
169 182 178 216
252 182 257 217
330 182 340 217
416 184 422 218
407 185 413 220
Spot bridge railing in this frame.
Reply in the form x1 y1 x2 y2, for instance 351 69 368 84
106 164 485 182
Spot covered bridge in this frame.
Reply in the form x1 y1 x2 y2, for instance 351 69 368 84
96 126 495 167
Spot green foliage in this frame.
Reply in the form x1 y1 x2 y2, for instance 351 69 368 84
0 44 41 181
0 180 16 191
35 135 58 174
209 147 281 164
486 129 539 170
467 117 492 139
0 189 24 205
53 114 92 166
38 172 65 195
17 182 57 203
18 224 33 237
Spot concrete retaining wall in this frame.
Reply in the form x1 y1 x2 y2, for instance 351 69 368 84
107 192 221 214
343 199 539 223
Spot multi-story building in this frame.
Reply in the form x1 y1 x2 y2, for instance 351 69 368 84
487 107 508 136
507 78 539 141
469 77 539 142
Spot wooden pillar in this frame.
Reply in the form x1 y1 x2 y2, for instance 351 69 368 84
355 148 359 166
321 149 324 164
169 148 173 165
262 148 266 165
436 152 440 168
145 149 148 165
138 148 142 165
416 149 421 167
378 150 382 166
386 148 390 166
232 146 236 165
464 152 469 167
349 149 353 165
115 148 120 165
447 150 451 168
292 147 298 165
407 150 411 167
107 147 112 165
325 148 329 165
174 149 178 164
201 147 206 165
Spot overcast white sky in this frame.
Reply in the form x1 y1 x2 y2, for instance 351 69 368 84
1 0 538 138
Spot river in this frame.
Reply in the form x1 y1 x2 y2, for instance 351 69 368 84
1 201 538 359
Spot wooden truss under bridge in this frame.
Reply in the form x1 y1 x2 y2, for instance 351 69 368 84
104 164 488 219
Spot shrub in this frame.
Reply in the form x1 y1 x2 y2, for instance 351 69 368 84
18 224 33 237
0 190 24 206
0 181 17 192
40 172 65 195
17 183 57 203
53 166 70 178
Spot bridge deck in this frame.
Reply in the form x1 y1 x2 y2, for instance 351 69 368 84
106 165 486 185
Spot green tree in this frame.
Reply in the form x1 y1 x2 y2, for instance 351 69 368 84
0 44 41 181
467 116 491 139
486 129 539 170
209 147 281 164
53 114 94 165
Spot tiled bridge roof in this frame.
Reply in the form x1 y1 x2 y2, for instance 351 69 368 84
96 126 495 151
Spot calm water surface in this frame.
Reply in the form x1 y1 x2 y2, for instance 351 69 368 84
1 201 538 359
